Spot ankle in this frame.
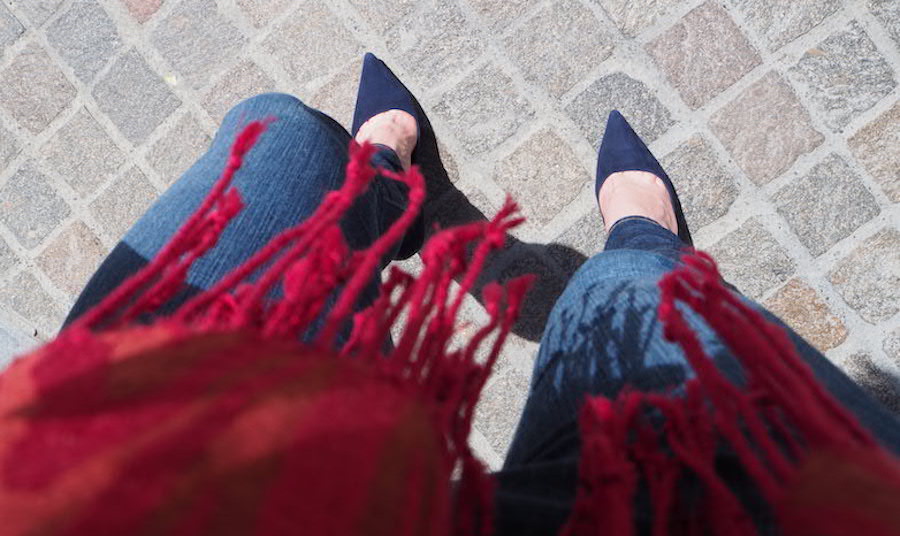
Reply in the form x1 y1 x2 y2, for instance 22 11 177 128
597 171 678 234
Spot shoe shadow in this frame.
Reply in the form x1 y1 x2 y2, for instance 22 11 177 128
413 116 590 343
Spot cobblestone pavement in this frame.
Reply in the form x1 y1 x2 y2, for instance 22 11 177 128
0 0 899 468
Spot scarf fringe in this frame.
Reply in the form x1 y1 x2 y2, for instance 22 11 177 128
562 251 893 535
64 120 532 536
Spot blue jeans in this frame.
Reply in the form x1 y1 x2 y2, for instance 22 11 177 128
65 93 409 327
68 94 900 533
494 216 900 534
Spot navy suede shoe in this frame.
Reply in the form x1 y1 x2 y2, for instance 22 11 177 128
595 110 693 246
351 52 426 260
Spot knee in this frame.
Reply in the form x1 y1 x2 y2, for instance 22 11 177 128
226 92 310 122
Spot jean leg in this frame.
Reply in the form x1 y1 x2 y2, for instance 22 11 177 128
504 248 900 469
65 93 406 325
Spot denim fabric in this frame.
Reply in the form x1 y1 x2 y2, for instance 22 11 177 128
64 92 900 534
494 217 900 535
65 93 409 326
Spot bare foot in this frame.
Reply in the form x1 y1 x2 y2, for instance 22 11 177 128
354 109 417 170
597 171 678 234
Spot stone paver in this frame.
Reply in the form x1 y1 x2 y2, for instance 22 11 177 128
494 128 590 227
839 352 900 413
263 0 361 86
646 1 760 109
661 135 737 230
710 72 823 185
763 278 847 351
202 60 277 123
867 0 900 53
0 43 76 134
566 72 673 149
503 0 614 98
0 4 24 51
15 0 64 27
89 166 158 242
736 0 840 52
1 0 900 467
708 218 795 299
93 49 181 144
39 108 125 197
773 153 880 257
152 0 246 90
36 221 106 297
0 165 70 249
120 0 163 24
382 0 486 89
433 63 533 154
596 0 670 37
849 101 900 202
0 124 21 172
47 0 122 83
147 113 211 185
829 228 900 324
237 0 292 28
789 21 896 130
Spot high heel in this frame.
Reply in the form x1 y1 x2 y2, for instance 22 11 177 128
351 52 426 260
595 110 693 246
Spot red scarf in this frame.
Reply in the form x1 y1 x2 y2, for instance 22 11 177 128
1 122 898 535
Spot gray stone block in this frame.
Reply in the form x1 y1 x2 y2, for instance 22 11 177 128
849 100 900 203
594 0 670 37
346 0 417 34
474 365 530 457
93 48 181 144
467 0 541 30
262 0 360 86
773 154 880 257
884 326 900 364
503 0 614 98
39 108 125 197
0 124 21 173
839 352 900 413
661 135 738 230
202 60 276 123
434 63 533 154
237 0 292 28
0 3 24 51
868 0 900 50
566 72 673 149
36 221 107 297
829 227 900 324
152 0 246 89
0 236 18 275
789 21 896 130
0 271 64 338
708 218 795 299
710 72 823 185
736 0 840 52
646 1 760 109
383 0 486 88
0 43 76 134
147 113 211 186
494 128 590 227
90 166 159 242
11 0 63 27
549 210 605 275
0 164 70 249
0 317 37 371
47 0 122 83
308 58 362 130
